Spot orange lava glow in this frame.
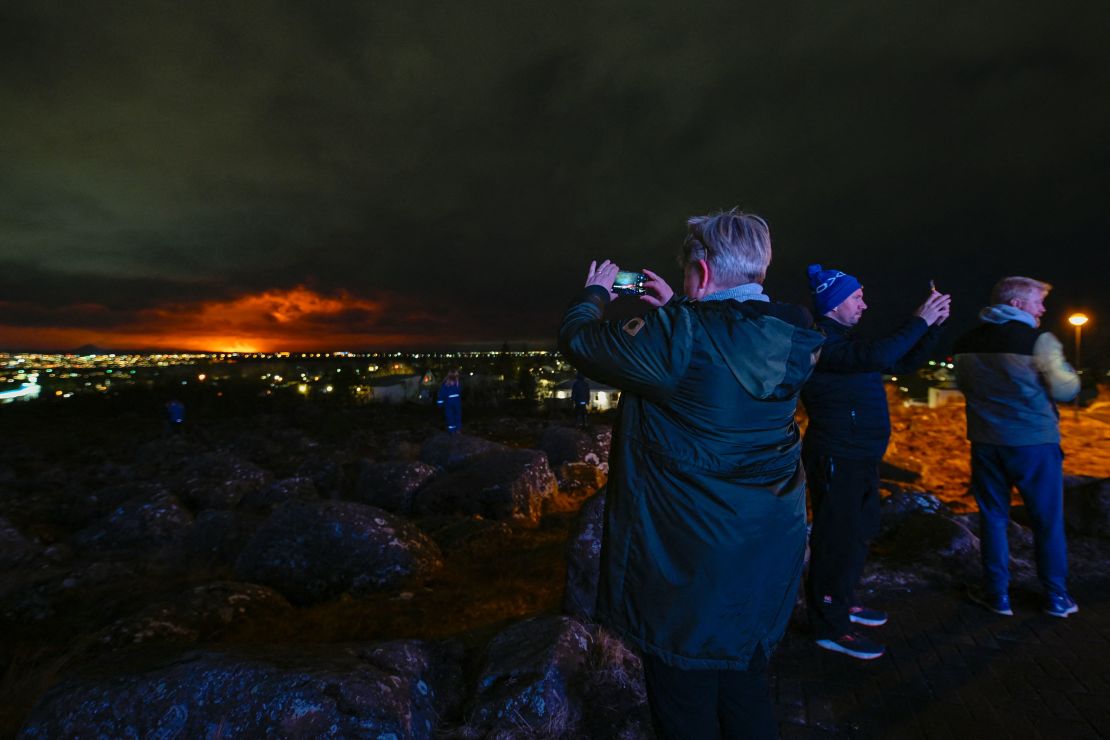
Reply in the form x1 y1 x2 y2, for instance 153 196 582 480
0 286 437 352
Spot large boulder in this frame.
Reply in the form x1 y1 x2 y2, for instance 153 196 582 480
538 425 611 470
867 490 981 586
20 640 462 738
419 432 507 471
2 560 139 624
71 482 170 526
354 460 438 515
235 501 443 605
174 452 272 510
557 462 607 499
875 511 979 563
577 626 651 740
467 616 593 736
878 490 951 537
0 516 40 570
413 449 557 525
957 511 1034 550
167 509 257 572
563 490 606 621
296 452 357 499
132 436 208 477
239 476 319 511
1063 475 1110 538
89 581 293 652
869 510 980 590
71 492 194 554
426 515 514 558
0 481 156 535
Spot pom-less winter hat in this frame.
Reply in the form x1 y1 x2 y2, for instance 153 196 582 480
808 264 861 315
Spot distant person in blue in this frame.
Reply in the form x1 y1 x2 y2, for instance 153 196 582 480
801 265 950 661
954 276 1080 618
164 398 185 435
437 370 462 433
572 372 590 429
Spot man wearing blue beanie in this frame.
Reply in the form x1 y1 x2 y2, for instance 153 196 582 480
801 265 951 659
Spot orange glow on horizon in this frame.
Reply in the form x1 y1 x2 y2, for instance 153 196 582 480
0 286 452 352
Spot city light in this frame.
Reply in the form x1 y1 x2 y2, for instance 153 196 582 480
1069 313 1089 327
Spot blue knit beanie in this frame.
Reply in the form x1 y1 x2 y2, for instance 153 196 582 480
808 264 861 315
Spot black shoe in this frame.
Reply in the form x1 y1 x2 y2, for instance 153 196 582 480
848 605 888 627
968 588 1013 616
815 632 885 660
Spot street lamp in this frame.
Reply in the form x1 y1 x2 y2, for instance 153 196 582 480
1068 313 1089 419
1068 313 1088 369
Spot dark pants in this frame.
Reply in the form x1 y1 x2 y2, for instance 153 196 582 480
970 442 1068 598
642 645 777 740
575 402 588 428
804 450 881 640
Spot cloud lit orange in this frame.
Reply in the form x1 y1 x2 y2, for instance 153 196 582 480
0 286 449 352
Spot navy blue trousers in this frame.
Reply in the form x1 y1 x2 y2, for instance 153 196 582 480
970 442 1068 598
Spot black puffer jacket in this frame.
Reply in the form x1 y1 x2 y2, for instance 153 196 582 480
801 315 942 460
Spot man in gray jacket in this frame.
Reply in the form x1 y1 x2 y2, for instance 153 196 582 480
953 276 1080 618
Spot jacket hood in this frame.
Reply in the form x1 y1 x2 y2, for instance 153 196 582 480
691 301 824 400
980 304 1037 327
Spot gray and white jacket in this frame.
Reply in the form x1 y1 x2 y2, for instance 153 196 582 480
953 304 1079 446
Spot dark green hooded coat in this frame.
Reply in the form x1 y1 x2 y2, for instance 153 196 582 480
559 286 823 670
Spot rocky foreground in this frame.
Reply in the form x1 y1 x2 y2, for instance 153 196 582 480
1 401 1108 738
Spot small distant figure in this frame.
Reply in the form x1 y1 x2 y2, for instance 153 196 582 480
437 370 462 433
164 398 186 435
572 372 590 429
954 276 1080 619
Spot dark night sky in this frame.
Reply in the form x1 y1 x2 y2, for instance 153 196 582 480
1 1 1108 361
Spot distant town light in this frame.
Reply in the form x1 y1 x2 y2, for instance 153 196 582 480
298 384 309 394
197 373 206 381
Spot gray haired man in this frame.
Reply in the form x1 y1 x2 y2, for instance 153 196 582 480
954 276 1080 618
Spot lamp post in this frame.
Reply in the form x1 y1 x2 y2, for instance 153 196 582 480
1068 313 1089 419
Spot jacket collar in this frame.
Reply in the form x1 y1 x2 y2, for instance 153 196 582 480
816 315 852 336
701 282 770 303
979 304 1037 327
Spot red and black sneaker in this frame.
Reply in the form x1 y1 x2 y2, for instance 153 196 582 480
815 632 885 660
848 605 888 627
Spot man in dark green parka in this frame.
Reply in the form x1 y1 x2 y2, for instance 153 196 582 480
559 210 824 739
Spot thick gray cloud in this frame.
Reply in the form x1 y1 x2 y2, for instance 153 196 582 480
1 0 1108 351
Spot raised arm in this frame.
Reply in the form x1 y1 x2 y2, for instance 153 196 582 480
558 263 693 400
818 291 949 373
889 322 945 373
817 316 930 373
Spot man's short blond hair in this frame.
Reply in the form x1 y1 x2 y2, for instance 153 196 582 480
991 276 1052 305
